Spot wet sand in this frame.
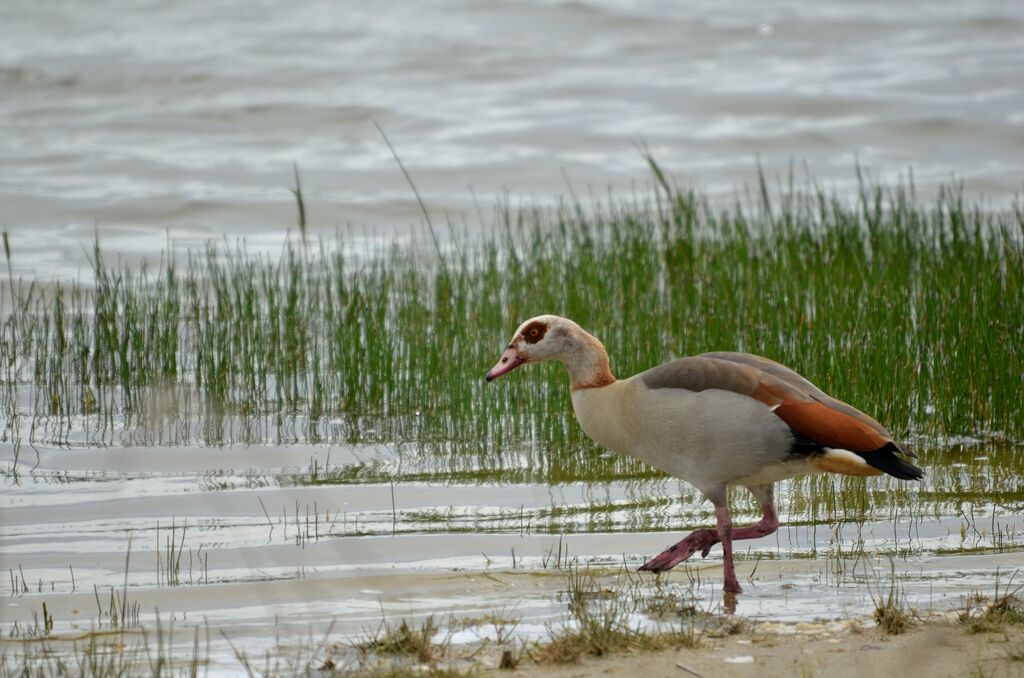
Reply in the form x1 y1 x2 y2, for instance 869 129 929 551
512 621 1024 678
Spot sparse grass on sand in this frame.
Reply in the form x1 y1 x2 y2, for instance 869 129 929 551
956 572 1024 634
530 566 705 665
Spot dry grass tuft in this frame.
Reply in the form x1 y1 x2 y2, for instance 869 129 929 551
357 615 447 665
870 562 912 635
530 566 703 665
956 571 1024 634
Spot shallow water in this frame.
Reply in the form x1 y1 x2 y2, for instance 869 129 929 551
2 435 1022 671
2 0 1024 280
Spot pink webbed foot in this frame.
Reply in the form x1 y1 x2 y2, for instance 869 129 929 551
638 528 719 573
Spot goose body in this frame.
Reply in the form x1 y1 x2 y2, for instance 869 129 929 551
571 379 807 493
486 315 923 594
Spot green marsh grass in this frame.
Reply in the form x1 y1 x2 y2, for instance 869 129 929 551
2 172 1023 560
1 172 1022 487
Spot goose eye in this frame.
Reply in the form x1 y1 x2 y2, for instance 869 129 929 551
522 322 548 344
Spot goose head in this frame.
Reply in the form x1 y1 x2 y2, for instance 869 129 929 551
485 315 615 389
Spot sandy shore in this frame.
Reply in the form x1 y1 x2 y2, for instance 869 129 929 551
502 620 1024 678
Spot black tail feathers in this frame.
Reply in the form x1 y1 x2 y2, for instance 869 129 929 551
855 442 924 481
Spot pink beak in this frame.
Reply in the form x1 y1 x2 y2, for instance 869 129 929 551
486 346 525 382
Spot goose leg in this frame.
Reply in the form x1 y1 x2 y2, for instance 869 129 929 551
731 485 778 542
638 484 779 585
716 504 739 593
637 526 719 573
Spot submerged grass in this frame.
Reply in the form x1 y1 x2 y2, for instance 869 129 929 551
1 171 1022 479
0 615 206 678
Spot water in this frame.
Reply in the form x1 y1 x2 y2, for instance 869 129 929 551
2 0 1023 280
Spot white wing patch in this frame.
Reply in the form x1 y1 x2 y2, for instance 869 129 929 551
810 447 884 477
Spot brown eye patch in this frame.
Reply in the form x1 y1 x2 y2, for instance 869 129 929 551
520 321 548 344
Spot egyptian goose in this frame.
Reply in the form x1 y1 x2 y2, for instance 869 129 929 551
485 315 923 594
